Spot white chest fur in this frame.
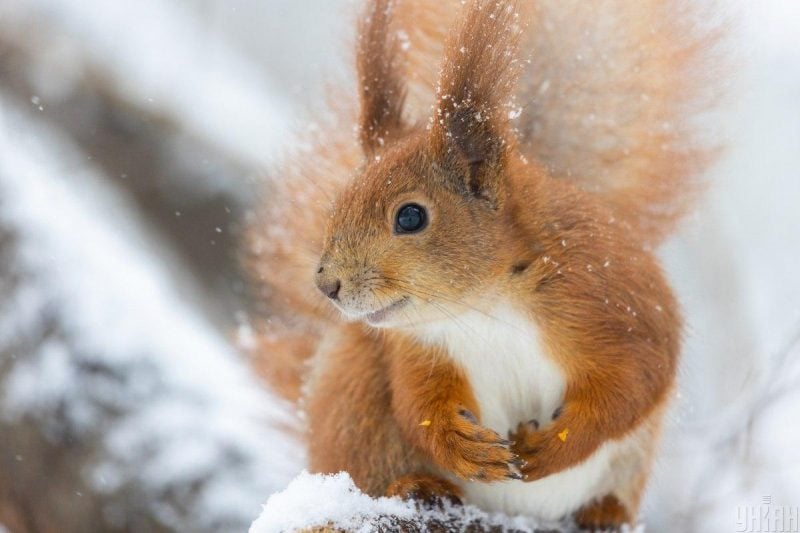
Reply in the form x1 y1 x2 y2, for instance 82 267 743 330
418 304 641 521
419 304 565 435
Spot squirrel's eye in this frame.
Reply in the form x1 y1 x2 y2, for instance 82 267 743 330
395 203 427 234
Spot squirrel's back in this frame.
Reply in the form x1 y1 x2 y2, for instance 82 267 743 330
244 0 719 400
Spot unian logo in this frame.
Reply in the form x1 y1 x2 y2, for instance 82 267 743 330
736 496 799 532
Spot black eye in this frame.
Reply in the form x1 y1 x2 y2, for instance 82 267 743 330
395 203 427 234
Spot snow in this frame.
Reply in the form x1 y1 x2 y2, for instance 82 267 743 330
249 471 569 533
250 471 414 533
0 96 301 530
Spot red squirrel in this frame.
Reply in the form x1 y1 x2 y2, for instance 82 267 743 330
245 0 716 528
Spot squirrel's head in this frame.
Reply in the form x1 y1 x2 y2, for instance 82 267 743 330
315 0 524 328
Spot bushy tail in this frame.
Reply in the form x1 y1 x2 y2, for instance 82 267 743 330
243 115 360 401
518 1 719 243
245 0 720 401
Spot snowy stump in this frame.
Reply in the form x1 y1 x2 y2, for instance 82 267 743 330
250 472 563 533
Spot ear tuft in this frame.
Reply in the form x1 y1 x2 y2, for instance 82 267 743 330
429 1 523 201
357 0 408 155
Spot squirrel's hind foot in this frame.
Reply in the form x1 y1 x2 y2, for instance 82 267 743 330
573 494 632 532
386 473 463 507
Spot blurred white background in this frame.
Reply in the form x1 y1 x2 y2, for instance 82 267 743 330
0 0 797 531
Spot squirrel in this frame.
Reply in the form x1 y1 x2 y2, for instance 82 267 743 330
244 0 717 529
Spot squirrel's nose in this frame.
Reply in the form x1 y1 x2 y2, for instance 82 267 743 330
316 278 341 301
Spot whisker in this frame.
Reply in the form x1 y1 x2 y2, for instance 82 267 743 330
373 281 488 343
380 276 540 343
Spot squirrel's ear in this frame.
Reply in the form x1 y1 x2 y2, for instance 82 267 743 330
429 1 522 204
357 0 407 156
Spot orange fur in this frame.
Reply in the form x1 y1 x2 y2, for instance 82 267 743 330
245 0 719 523
303 323 429 495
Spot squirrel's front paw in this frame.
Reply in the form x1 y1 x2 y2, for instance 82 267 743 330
510 419 561 481
510 415 592 482
422 406 522 482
